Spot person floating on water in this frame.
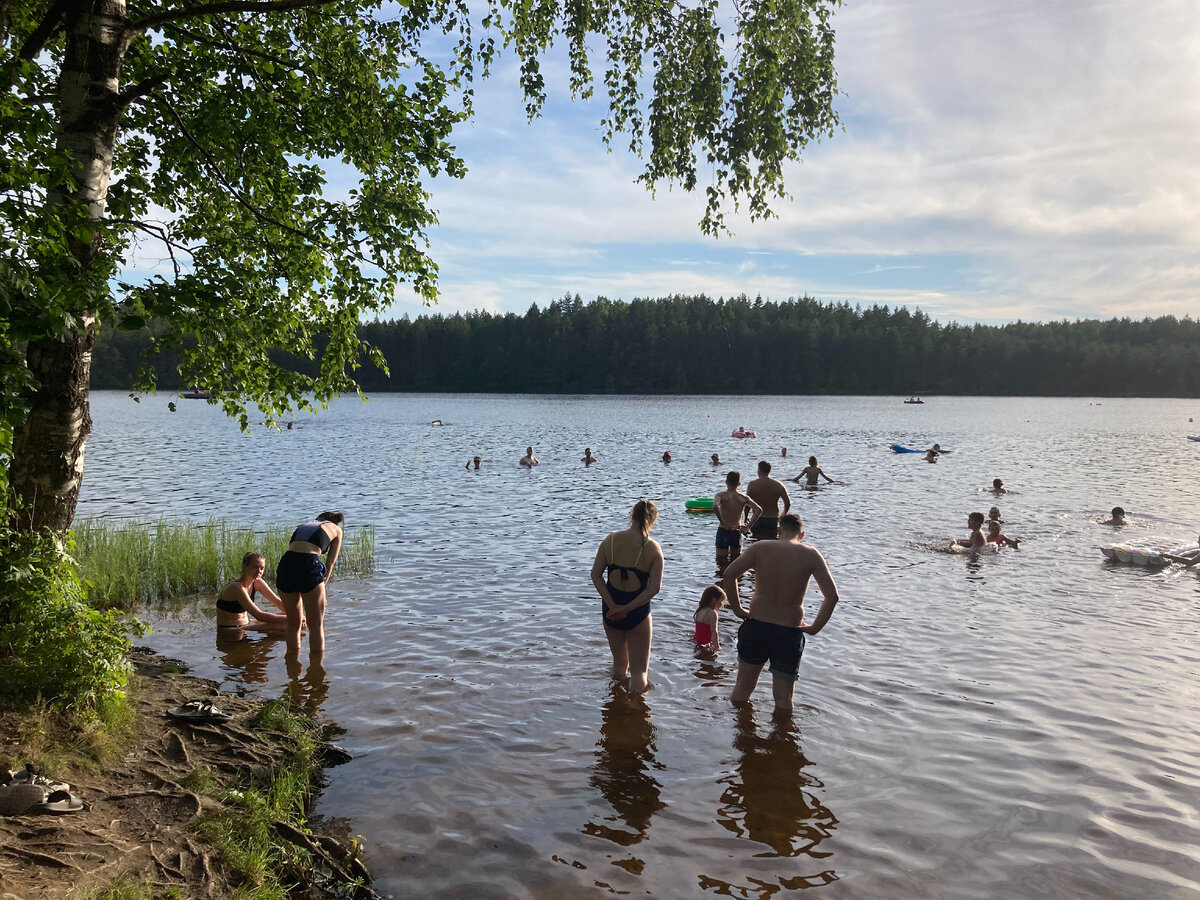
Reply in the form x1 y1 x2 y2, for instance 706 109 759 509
465 456 482 470
952 512 987 552
747 460 791 541
723 513 840 713
711 453 722 466
791 456 838 486
582 448 597 465
692 584 728 654
1163 534 1200 567
781 447 788 458
520 446 540 467
714 471 761 566
1100 506 1126 526
986 521 1021 549
662 450 672 464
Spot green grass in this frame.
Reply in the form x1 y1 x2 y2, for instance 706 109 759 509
84 882 183 900
71 517 375 609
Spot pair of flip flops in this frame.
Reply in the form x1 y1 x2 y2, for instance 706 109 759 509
167 699 232 722
0 783 84 815
4 763 70 793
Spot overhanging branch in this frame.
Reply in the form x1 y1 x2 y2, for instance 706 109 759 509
131 0 340 33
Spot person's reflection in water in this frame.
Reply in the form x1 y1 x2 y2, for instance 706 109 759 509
285 644 330 714
709 705 838 889
583 688 665 849
216 627 283 687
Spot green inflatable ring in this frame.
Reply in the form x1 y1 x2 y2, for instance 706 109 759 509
685 497 714 511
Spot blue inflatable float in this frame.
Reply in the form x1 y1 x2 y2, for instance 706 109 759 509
891 444 923 453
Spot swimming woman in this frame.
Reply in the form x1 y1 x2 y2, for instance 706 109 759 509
216 552 288 629
277 511 344 654
590 499 664 694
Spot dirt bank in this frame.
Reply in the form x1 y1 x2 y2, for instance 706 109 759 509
0 648 361 899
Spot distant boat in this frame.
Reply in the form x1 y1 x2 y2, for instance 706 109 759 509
903 397 924 404
181 388 211 400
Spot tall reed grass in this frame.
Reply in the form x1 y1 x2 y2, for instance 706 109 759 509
72 517 376 609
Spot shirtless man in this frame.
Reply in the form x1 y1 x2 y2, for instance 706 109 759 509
746 460 791 541
520 446 539 467
953 512 987 552
723 514 839 712
714 471 762 564
582 448 597 465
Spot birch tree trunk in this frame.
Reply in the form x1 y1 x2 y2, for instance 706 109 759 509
9 0 126 536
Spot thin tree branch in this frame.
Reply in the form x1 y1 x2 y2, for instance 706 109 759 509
131 0 340 34
114 73 169 109
162 22 315 78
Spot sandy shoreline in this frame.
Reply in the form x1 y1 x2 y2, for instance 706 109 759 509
0 648 367 900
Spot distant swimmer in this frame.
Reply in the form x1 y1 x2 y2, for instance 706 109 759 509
781 447 788 458
662 450 672 464
711 453 722 466
466 456 482 470
986 520 1021 549
432 419 445 426
746 460 791 541
714 471 761 565
583 448 597 465
952 512 987 552
723 513 840 713
520 446 540 467
988 506 1003 524
791 456 837 486
590 499 663 694
1099 506 1126 526
924 447 939 462
991 478 1007 495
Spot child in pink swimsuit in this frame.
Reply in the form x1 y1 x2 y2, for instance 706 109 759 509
692 584 728 653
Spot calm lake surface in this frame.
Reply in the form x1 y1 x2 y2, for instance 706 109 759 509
79 392 1200 899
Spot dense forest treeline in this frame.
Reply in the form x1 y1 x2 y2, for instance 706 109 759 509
91 294 1200 397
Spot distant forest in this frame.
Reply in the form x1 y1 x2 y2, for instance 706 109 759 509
91 294 1200 397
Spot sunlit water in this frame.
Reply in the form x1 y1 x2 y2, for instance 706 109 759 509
79 392 1200 899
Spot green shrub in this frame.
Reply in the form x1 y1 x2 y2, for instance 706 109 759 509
0 529 141 711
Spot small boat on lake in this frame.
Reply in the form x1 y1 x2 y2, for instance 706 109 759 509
904 397 924 404
181 388 211 400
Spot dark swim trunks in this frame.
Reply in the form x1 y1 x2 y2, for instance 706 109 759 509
751 517 779 540
737 618 806 681
716 526 743 551
276 551 326 593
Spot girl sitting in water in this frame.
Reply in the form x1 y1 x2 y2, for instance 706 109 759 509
692 584 728 654
216 552 290 628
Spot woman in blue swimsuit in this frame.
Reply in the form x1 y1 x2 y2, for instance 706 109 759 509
590 499 664 694
277 511 344 655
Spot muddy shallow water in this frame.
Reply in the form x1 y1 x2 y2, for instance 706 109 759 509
81 392 1200 898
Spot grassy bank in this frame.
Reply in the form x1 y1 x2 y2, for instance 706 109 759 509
72 517 376 608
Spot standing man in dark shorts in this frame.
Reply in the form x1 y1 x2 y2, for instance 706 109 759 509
714 471 762 566
723 514 839 712
746 460 791 541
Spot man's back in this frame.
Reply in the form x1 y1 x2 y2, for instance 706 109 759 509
714 489 749 527
747 475 788 517
743 539 831 627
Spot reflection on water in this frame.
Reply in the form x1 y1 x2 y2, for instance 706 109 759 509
285 650 329 713
584 689 666 851
215 628 282 686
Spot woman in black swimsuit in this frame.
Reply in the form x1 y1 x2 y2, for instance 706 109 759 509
277 511 344 654
590 499 664 694
216 552 287 629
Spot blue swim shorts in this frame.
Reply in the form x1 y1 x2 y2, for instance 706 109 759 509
716 526 743 551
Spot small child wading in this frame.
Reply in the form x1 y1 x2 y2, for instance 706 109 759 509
692 584 728 654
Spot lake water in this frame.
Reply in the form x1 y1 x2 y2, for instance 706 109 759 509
78 392 1200 899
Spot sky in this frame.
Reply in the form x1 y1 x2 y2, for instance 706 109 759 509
380 0 1200 325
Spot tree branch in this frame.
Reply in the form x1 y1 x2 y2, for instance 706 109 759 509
131 0 340 34
16 0 70 59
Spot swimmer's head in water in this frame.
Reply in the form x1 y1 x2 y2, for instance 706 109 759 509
758 460 771 475
631 499 658 536
993 478 1004 490
316 511 345 526
726 470 740 488
1111 506 1125 520
987 521 1001 534
989 507 1001 519
711 453 719 461
969 512 985 527
780 513 803 536
809 456 818 467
